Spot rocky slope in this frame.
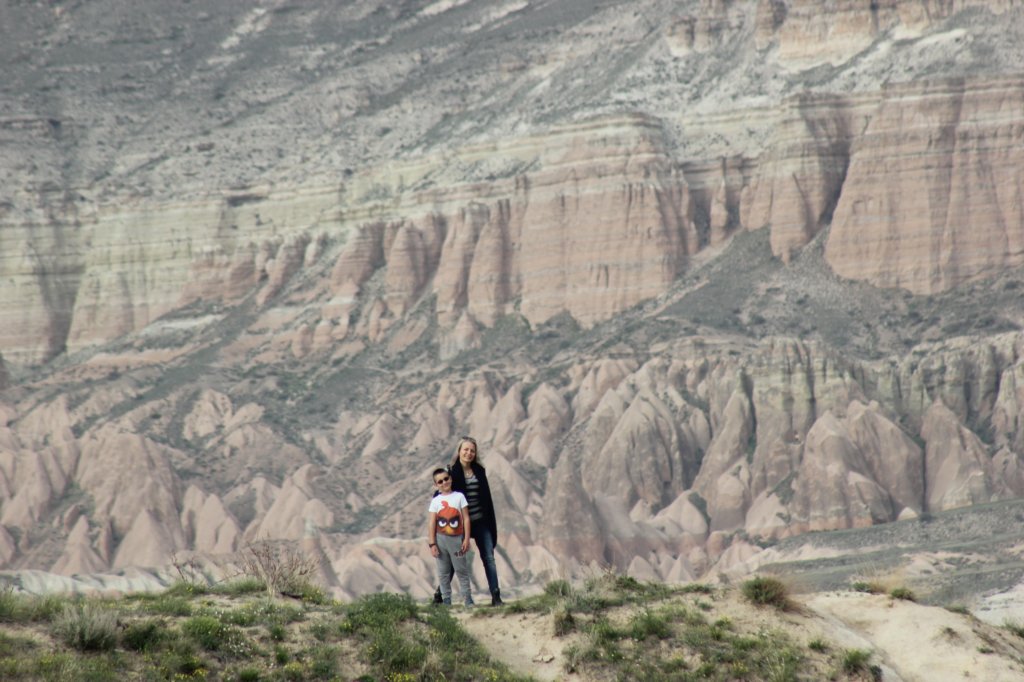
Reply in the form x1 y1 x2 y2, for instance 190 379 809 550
1 0 1024 607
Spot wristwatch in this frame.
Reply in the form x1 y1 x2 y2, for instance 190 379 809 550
428 542 436 547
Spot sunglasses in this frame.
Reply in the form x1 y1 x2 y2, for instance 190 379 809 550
435 476 451 484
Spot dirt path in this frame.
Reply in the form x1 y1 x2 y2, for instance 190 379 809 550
457 610 567 681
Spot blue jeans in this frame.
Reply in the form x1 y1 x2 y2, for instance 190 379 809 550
471 523 500 595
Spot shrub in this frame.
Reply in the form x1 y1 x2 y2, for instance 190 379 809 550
237 542 322 599
268 623 287 641
890 587 916 602
364 624 427 673
504 600 530 614
308 620 331 642
164 580 208 598
280 661 306 681
182 615 229 650
629 609 671 641
808 637 829 652
236 667 262 682
840 648 873 675
51 602 118 652
553 608 575 636
30 651 119 680
850 581 885 594
342 593 418 632
309 644 340 680
611 574 642 593
562 643 583 673
0 587 66 624
122 618 166 652
0 586 20 621
143 594 193 617
742 576 791 610
679 583 714 595
1004 620 1024 639
422 607 482 656
579 617 625 663
238 597 303 627
214 577 267 597
291 581 328 605
149 639 207 678
544 579 572 598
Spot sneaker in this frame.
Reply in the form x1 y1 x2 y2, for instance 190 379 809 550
432 587 443 605
490 590 503 606
464 600 474 608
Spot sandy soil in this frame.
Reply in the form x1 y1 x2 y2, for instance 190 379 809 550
458 609 570 682
806 592 1024 682
459 589 1024 682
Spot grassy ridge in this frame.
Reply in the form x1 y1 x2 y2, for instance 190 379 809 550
5 572 1021 681
0 579 525 681
498 573 830 681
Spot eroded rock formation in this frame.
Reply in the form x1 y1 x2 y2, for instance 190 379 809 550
1 0 1023 597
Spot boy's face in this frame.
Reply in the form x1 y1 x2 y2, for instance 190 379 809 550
434 473 452 493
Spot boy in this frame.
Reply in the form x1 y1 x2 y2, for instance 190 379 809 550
427 467 473 606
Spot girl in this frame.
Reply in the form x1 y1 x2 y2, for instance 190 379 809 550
433 436 504 605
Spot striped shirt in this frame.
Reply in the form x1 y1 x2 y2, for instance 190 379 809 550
463 473 484 522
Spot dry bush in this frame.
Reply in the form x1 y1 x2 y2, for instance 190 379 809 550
235 542 323 601
51 602 119 652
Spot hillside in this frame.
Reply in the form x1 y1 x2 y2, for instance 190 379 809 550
3 572 1024 681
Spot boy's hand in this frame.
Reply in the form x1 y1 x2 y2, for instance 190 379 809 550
460 537 470 554
430 544 440 558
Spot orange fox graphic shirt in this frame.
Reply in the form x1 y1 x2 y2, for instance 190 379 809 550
428 492 468 536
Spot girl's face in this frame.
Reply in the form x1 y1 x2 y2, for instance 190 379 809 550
458 441 477 465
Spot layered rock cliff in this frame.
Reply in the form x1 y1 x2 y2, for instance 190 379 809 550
1 0 1024 597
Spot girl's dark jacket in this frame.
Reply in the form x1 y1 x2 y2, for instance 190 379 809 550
448 460 498 548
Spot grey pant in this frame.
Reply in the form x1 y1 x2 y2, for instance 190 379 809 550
435 533 473 605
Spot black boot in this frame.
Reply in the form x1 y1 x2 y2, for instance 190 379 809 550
432 586 443 605
490 589 503 606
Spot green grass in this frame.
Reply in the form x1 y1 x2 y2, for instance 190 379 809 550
0 574 855 681
0 582 528 681
501 575 822 681
0 631 38 658
211 577 267 597
0 587 68 623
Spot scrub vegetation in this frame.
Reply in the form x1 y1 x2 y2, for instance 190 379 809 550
7 570 1019 680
